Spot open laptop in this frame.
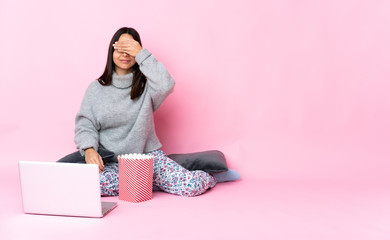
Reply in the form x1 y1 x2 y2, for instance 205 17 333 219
18 161 117 218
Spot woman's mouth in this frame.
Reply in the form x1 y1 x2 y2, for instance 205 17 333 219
120 59 130 64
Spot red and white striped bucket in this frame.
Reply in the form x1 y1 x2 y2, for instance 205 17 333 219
118 154 154 203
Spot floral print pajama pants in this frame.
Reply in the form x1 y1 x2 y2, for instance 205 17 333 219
100 150 216 197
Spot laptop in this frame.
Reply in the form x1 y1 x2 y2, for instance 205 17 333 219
18 161 117 218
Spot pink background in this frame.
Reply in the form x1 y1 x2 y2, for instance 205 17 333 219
1 0 389 181
1 1 390 239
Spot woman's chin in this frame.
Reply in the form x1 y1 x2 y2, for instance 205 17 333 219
115 68 132 75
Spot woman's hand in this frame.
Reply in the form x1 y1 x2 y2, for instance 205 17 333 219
113 39 142 57
85 148 104 173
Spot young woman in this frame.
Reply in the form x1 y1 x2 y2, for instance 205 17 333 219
71 27 217 197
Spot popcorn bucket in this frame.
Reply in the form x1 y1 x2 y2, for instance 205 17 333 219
118 154 154 203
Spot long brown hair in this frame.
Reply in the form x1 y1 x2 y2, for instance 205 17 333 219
98 27 146 99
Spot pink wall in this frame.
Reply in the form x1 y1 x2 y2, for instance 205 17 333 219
0 0 389 181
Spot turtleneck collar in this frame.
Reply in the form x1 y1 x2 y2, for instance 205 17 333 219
112 71 133 89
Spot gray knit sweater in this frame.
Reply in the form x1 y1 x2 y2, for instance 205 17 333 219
74 49 175 157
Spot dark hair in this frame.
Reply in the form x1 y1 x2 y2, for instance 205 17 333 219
98 27 146 100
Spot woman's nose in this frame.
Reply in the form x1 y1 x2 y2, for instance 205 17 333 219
121 52 129 56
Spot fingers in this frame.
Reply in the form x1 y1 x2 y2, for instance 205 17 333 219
89 156 104 173
113 44 133 56
89 158 104 173
98 155 104 173
85 152 104 173
113 39 142 57
113 40 140 50
116 47 132 52
113 40 138 49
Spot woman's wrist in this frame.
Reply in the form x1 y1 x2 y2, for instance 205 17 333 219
84 147 94 153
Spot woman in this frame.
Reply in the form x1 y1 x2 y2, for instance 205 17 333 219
72 27 216 197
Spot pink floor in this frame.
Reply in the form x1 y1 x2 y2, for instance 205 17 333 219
1 159 390 240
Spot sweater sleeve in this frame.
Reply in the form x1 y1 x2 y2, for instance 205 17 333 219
135 49 175 111
74 83 100 156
